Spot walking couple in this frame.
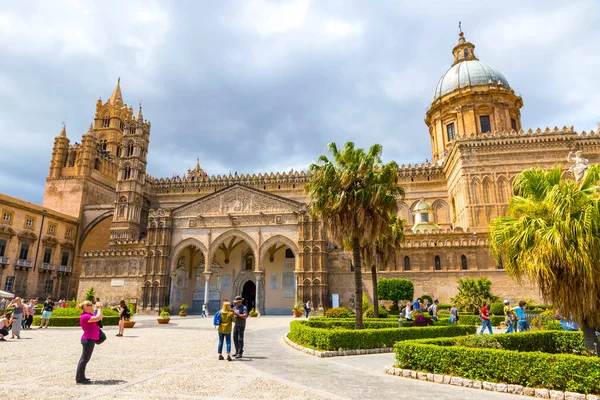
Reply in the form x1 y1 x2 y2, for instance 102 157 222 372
215 295 248 361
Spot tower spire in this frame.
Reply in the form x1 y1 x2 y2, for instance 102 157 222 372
59 124 67 138
109 77 123 106
136 102 143 121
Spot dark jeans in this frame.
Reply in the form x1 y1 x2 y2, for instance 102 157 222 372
25 315 33 328
76 339 96 381
233 325 245 355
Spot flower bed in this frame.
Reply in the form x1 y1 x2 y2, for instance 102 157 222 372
394 331 600 394
32 316 120 327
288 320 476 351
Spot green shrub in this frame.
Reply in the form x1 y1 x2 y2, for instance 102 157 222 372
32 316 119 327
324 307 355 318
437 303 451 310
288 320 476 351
84 287 96 302
362 293 370 310
531 309 558 330
421 295 433 304
306 319 398 330
490 302 505 316
66 299 78 308
456 335 504 349
364 306 389 319
377 279 414 307
44 308 118 317
395 332 599 394
451 277 499 313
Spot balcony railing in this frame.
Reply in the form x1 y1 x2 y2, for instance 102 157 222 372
40 263 56 271
0 256 9 265
57 265 72 273
15 259 33 268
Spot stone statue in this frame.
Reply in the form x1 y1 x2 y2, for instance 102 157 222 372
567 150 589 182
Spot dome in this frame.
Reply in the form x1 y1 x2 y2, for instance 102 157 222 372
433 60 510 100
413 199 432 212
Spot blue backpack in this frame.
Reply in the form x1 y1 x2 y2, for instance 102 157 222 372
213 311 221 327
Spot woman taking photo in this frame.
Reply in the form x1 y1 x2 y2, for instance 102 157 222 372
115 300 128 337
76 300 103 384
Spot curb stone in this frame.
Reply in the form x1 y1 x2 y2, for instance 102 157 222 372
283 336 394 358
383 366 596 399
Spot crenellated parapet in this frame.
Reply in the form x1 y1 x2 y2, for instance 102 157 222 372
83 248 146 258
148 170 311 194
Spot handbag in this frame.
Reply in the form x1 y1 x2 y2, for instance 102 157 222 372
96 329 107 345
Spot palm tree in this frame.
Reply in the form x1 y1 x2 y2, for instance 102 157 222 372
306 142 403 329
362 215 405 317
490 165 600 354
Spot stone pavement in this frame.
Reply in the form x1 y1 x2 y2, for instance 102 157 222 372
0 315 525 399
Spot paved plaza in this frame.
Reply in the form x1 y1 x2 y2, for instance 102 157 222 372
0 316 527 399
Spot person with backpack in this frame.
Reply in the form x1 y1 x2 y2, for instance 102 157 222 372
115 300 129 337
450 303 459 324
430 299 439 321
214 301 235 361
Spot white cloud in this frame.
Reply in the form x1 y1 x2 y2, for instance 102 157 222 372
324 20 363 38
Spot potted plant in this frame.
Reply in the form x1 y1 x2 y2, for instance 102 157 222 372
292 302 304 318
249 308 259 317
157 306 172 324
179 303 189 317
124 303 136 328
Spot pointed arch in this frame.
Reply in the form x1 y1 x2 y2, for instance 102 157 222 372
397 201 410 224
170 237 208 274
497 175 510 204
470 178 481 204
432 199 450 224
259 235 299 270
210 229 258 263
482 177 494 204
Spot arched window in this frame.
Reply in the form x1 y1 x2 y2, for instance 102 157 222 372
124 166 131 180
116 145 121 157
94 158 101 170
471 180 480 204
434 255 441 271
126 142 134 157
285 248 294 258
118 196 127 218
151 282 159 309
403 256 410 271
461 255 468 270
101 118 110 128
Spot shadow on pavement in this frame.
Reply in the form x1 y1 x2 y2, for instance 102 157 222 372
92 379 127 385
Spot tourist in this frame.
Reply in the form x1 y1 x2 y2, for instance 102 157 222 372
503 300 516 333
0 311 11 341
39 297 55 329
232 295 248 359
401 302 412 321
479 301 493 334
115 300 128 337
7 297 24 339
304 300 311 318
61 299 67 308
23 299 35 330
431 299 439 321
450 303 459 324
513 300 530 332
217 301 235 361
201 303 207 318
76 300 103 383
423 298 430 313
412 298 421 311
94 298 103 328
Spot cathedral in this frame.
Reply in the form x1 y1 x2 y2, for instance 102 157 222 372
2 31 598 314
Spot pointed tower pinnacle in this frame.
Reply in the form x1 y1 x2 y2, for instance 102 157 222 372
195 158 200 171
136 103 143 121
87 123 93 135
108 77 123 105
59 124 67 138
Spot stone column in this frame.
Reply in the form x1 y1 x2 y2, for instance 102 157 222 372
254 271 264 315
203 272 212 313
294 271 301 304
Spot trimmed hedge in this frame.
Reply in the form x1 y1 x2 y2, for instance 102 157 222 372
288 320 476 351
395 333 600 394
306 319 399 330
454 331 586 354
32 316 119 327
439 314 505 326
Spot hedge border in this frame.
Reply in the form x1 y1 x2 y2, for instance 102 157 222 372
287 320 476 351
32 316 119 327
284 335 394 358
394 334 600 394
383 366 599 399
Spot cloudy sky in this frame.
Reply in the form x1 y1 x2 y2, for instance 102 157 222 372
1 0 599 204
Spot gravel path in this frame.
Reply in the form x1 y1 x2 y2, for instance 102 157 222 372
0 315 524 399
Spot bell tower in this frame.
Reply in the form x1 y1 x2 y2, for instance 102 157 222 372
110 105 151 241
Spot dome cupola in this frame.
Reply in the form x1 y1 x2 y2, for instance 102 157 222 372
424 29 523 164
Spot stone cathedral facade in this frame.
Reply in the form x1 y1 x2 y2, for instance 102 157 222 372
22 32 599 313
